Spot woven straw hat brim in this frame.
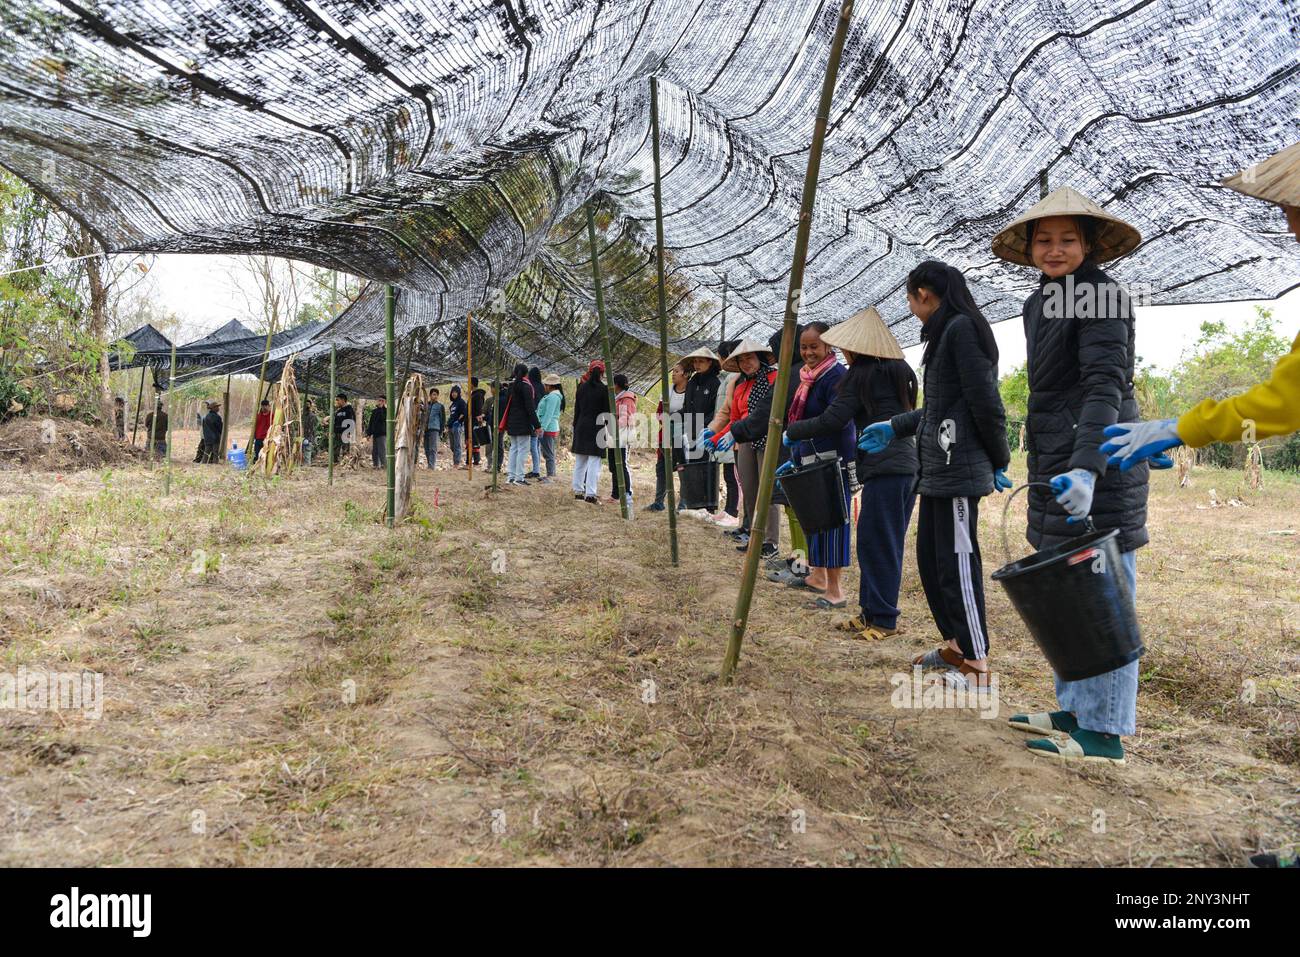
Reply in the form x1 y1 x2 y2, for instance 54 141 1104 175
820 306 905 360
991 186 1141 265
541 374 563 386
720 338 774 373
680 345 721 363
1223 141 1300 208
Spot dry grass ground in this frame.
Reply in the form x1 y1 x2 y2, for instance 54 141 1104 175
0 449 1296 866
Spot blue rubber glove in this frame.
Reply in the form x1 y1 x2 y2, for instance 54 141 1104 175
714 433 734 453
774 460 795 477
1149 453 1174 470
782 430 797 448
858 421 894 454
1050 468 1095 523
993 467 1013 492
1099 419 1183 471
698 428 716 451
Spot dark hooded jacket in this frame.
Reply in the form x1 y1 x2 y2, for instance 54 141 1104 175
890 311 1009 498
501 365 541 437
570 373 607 457
1022 260 1149 552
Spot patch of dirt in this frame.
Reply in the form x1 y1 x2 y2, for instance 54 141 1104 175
0 417 145 471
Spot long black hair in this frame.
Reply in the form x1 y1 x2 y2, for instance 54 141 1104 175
907 260 998 367
528 365 543 397
839 353 918 417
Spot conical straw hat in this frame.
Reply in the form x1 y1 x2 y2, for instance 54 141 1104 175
720 338 774 373
680 345 721 363
820 306 904 360
991 186 1141 265
1223 141 1300 208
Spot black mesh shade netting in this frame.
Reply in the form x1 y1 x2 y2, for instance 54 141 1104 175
5 0 1300 393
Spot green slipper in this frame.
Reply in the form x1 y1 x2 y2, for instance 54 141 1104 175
1026 729 1125 765
812 596 846 610
1008 711 1078 735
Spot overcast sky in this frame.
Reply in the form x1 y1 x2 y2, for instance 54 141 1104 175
146 253 1300 376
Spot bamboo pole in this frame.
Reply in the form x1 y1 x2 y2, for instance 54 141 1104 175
1040 169 1049 200
219 373 231 457
300 358 311 458
385 285 396 528
720 272 728 347
720 0 855 684
586 203 628 519
491 313 504 491
649 76 679 565
467 312 474 483
327 344 336 485
131 365 146 445
164 340 177 496
248 317 276 447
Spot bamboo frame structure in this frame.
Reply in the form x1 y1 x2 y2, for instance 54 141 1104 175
219 373 231 456
586 203 628 519
466 311 474 483
327 344 336 485
385 284 396 527
247 317 276 447
649 76 679 564
491 312 504 492
131 365 145 445
720 0 855 683
163 339 177 496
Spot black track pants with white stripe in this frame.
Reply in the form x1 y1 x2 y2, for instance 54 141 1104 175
915 494 990 661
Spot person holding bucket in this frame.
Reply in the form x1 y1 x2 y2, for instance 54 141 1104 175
990 187 1150 765
679 346 725 514
701 339 782 558
774 322 853 608
785 307 918 637
859 261 1011 691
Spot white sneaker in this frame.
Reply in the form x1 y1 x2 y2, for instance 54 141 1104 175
713 513 740 528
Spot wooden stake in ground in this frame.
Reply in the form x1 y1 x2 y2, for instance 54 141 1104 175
491 312 504 492
327 344 336 486
164 339 177 496
649 76 679 564
131 365 146 445
720 0 855 684
219 373 231 458
385 285 397 528
586 203 628 519
393 373 424 522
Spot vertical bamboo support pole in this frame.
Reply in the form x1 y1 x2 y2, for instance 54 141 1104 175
219 373 231 456
327 344 336 485
131 365 146 445
585 203 628 519
467 312 474 483
720 272 728 346
163 340 177 496
385 285 397 528
720 0 855 684
649 76 679 564
248 320 275 447
491 313 504 491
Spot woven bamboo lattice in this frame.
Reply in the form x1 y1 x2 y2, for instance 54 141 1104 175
5 1 1300 390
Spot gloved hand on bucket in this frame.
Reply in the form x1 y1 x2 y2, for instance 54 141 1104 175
714 433 734 453
1099 419 1183 471
993 467 1013 492
698 428 715 451
774 460 794 477
782 430 798 448
1050 468 1095 523
858 421 894 453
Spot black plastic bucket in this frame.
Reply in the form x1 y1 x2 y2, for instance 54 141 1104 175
991 526 1143 681
678 459 718 510
778 457 847 534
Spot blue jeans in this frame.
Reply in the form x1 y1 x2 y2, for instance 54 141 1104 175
507 433 531 481
449 423 464 465
1053 549 1139 736
529 433 541 475
424 429 439 469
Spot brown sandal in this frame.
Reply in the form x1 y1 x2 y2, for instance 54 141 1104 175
913 646 963 670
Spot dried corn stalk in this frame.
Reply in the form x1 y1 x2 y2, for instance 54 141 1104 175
393 373 424 522
259 358 301 477
1245 443 1264 490
1174 445 1195 488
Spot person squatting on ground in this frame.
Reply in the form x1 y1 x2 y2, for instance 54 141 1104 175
570 360 607 503
786 307 918 637
861 260 1011 693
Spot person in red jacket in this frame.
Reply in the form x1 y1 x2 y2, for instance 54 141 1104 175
252 399 271 463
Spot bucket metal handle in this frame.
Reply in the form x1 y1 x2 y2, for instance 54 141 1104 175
1000 481 1096 566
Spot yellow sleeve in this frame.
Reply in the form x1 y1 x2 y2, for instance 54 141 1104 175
1176 330 1300 447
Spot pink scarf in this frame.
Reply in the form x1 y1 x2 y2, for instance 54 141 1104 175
788 352 838 423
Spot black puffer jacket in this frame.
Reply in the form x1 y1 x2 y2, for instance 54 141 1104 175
682 367 721 464
890 312 1009 498
787 357 918 480
570 377 607 457
1023 261 1149 552
501 376 540 437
